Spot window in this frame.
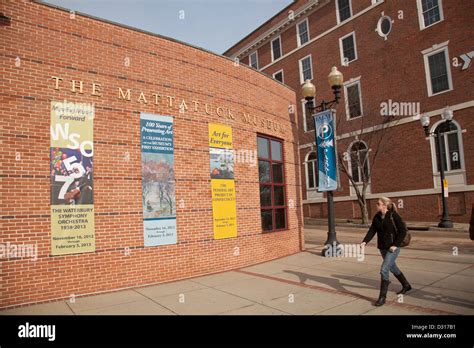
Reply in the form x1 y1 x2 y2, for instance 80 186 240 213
257 135 287 232
344 79 363 119
339 32 357 65
433 122 463 172
417 0 444 29
297 18 309 46
336 0 352 23
305 152 318 189
249 51 258 69
271 37 282 61
376 15 393 39
299 55 313 84
423 44 452 96
273 70 284 83
349 141 369 183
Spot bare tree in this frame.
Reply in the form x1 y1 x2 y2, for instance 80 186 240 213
334 89 400 224
303 88 405 224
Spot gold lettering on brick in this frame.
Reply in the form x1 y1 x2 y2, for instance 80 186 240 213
118 87 131 101
179 99 188 111
166 96 174 108
152 93 161 104
137 91 147 104
92 83 101 96
205 103 212 115
192 100 199 112
71 80 84 94
216 106 225 118
46 78 286 135
51 76 63 90
242 112 257 126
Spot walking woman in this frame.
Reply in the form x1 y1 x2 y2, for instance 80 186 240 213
361 197 412 306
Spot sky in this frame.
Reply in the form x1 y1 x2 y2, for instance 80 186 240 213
43 0 293 55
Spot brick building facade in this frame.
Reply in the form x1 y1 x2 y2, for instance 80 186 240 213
0 1 302 308
225 0 474 223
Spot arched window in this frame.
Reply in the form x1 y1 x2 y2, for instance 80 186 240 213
305 152 318 189
349 141 369 183
433 121 463 172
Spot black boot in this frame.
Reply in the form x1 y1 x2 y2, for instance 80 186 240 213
375 278 390 306
394 272 412 294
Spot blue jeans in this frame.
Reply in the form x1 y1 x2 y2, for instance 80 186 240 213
379 248 401 281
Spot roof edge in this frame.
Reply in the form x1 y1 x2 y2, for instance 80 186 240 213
31 0 295 92
222 0 296 56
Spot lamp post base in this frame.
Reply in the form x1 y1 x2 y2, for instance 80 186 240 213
438 219 453 228
321 233 340 257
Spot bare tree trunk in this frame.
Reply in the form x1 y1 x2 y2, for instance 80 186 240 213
360 194 369 225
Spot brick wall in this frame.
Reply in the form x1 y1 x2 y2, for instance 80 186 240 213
225 0 474 223
0 0 302 308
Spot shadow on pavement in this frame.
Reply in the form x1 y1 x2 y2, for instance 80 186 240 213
335 274 474 310
284 269 474 312
283 270 377 303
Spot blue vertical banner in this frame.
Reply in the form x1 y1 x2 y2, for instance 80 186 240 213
140 113 177 246
314 110 338 192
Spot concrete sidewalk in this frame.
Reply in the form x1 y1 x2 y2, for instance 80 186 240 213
1 228 473 315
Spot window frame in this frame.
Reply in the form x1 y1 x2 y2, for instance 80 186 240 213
422 42 453 97
348 140 370 184
343 77 363 120
271 36 282 62
249 51 258 70
257 134 288 233
339 31 358 66
273 69 284 83
416 0 444 30
336 0 353 24
347 140 371 196
305 151 318 190
296 18 310 47
298 54 313 84
430 120 464 174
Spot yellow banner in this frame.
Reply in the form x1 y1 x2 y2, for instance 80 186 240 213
51 205 95 255
209 123 237 239
50 101 95 255
209 123 233 149
211 180 237 239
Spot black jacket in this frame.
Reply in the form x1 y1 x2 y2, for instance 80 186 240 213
362 210 407 249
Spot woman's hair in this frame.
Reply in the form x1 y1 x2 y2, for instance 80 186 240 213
379 196 397 212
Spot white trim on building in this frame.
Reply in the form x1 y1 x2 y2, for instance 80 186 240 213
249 51 258 69
428 119 466 188
422 41 453 97
271 35 282 62
416 0 444 30
296 17 310 47
299 54 313 84
343 76 363 120
231 1 384 71
335 0 353 24
339 31 357 66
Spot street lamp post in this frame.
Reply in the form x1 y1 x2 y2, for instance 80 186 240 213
302 66 343 255
420 107 454 228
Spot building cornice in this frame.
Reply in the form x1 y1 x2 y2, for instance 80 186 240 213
230 0 328 59
255 0 385 71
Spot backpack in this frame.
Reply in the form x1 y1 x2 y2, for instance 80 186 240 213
390 212 411 247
